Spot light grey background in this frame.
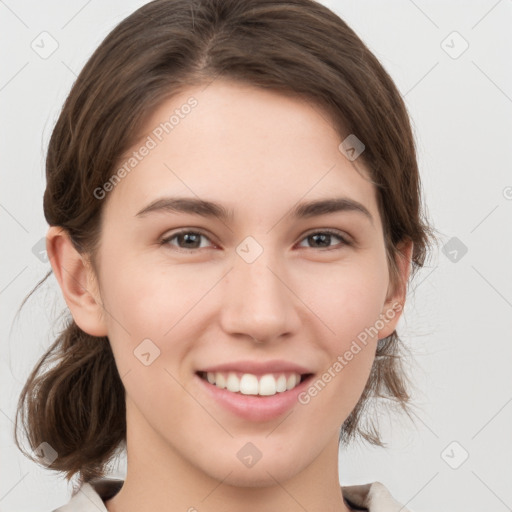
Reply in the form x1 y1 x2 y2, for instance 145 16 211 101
1 1 511 511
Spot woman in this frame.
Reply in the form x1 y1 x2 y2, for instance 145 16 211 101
15 0 434 510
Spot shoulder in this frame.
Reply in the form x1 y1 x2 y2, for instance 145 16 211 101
342 481 412 512
51 478 124 512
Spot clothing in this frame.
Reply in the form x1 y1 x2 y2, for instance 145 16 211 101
52 477 412 512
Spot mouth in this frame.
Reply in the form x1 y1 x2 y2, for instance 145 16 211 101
196 370 313 397
194 360 316 421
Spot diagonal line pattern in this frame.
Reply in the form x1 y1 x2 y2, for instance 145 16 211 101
404 62 439 97
0 1 29 28
410 265 438 294
472 396 512 439
265 266 336 334
0 406 27 449
120 368 132 381
0 62 29 92
265 409 295 437
162 267 234 337
471 0 503 30
470 205 499 233
266 471 309 511
163 163 234 234
0 203 29 233
163 367 233 437
77 484 107 512
266 164 336 234
407 0 439 28
471 470 511 509
0 472 30 503
0 266 28 295
399 472 439 512
471 265 512 309
199 470 233 503
472 61 512 105
61 0 92 29
409 409 439 439
61 60 78 77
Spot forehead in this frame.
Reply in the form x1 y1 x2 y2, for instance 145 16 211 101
103 79 378 223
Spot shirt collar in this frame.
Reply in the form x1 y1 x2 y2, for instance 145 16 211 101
53 478 410 512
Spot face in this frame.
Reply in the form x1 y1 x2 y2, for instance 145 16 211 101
58 79 409 487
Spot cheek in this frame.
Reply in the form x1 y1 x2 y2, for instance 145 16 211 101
98 259 197 420
100 252 207 338
296 254 389 349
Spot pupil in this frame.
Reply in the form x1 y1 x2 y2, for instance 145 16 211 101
182 233 199 247
311 234 330 247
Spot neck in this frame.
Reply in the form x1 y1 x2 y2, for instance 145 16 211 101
105 402 352 512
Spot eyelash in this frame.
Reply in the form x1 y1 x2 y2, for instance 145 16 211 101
159 229 352 252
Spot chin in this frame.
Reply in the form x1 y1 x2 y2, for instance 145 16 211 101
211 464 297 488
195 448 308 488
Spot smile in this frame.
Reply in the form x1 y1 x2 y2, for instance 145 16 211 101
197 371 306 396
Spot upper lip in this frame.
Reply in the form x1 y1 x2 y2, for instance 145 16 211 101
197 359 313 376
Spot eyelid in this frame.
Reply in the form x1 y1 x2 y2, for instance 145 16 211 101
296 228 352 248
160 228 218 250
160 227 353 251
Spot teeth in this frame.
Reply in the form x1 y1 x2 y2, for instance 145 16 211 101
240 374 259 395
202 371 303 396
216 373 226 389
286 374 298 390
258 374 276 396
226 372 240 392
276 374 287 392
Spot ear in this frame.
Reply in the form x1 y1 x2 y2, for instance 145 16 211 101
46 226 108 337
377 239 414 340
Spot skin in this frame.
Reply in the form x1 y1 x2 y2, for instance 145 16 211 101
47 79 412 512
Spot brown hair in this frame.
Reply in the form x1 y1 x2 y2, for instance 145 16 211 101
14 0 435 488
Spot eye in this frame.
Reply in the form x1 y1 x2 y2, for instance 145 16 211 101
297 230 350 250
160 230 215 251
160 229 351 253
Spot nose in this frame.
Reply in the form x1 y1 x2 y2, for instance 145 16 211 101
219 248 301 344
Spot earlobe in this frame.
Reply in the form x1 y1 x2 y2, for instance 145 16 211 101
377 240 414 340
46 226 108 337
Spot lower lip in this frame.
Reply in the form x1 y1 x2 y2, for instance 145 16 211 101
195 373 313 422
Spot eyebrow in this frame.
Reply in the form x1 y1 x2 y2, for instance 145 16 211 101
135 196 373 224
